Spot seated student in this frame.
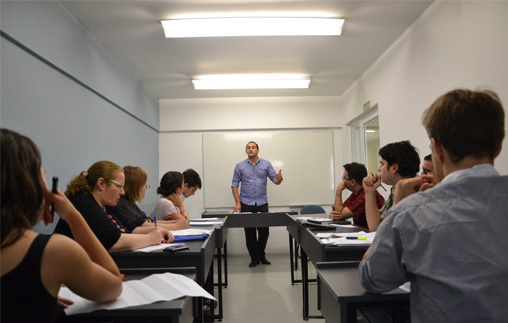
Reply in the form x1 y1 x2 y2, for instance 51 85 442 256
181 168 202 202
54 161 173 252
330 162 385 230
151 171 190 224
114 166 187 231
362 141 420 231
359 88 508 322
421 154 434 175
0 129 122 322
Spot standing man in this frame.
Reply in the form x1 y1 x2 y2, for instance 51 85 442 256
331 162 385 230
181 168 202 202
231 141 283 268
359 89 507 321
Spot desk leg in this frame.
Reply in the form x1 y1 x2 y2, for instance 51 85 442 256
289 234 295 285
301 248 309 320
223 240 228 287
208 258 215 323
217 247 223 321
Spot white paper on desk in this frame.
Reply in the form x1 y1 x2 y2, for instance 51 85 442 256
190 221 222 226
191 217 218 221
307 217 332 223
134 243 183 253
316 232 335 238
143 273 216 300
329 224 357 228
398 282 411 292
327 232 376 245
60 272 215 316
171 228 213 236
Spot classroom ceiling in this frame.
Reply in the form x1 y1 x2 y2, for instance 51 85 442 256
61 0 433 100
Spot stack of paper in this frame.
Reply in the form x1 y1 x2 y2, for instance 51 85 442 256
321 231 376 246
171 228 213 236
190 218 223 226
59 272 216 315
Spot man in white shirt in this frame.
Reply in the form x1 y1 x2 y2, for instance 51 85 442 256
359 88 508 322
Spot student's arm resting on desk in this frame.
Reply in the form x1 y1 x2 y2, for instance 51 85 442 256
43 189 122 302
108 228 173 253
140 219 188 231
363 174 383 231
359 210 408 293
331 181 353 220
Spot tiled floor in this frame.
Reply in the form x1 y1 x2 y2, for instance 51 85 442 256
213 254 325 323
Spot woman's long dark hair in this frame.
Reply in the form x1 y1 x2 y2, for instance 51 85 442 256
1 129 45 248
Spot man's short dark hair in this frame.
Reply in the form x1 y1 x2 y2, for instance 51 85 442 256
423 89 505 163
424 154 432 162
343 162 368 184
246 141 259 149
183 168 202 189
379 141 420 178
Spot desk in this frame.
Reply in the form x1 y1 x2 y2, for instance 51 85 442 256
58 267 196 322
286 214 368 320
210 219 228 321
202 211 297 228
202 211 297 297
111 230 216 323
317 262 410 323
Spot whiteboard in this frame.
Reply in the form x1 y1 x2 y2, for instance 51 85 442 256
203 131 335 208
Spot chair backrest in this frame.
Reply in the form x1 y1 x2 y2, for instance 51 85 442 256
300 205 326 215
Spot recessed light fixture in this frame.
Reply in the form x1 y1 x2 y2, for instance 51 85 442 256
192 74 311 90
161 17 344 38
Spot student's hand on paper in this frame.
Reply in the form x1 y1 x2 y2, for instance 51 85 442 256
57 296 74 309
362 174 381 192
393 175 436 205
159 228 174 243
275 169 283 184
233 203 241 214
168 193 184 209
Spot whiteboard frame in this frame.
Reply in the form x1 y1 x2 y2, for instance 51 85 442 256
202 130 336 209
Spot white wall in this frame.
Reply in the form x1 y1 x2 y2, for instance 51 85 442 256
340 1 508 175
159 1 508 256
1 1 160 232
159 96 342 255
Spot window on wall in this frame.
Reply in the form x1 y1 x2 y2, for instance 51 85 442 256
348 105 380 174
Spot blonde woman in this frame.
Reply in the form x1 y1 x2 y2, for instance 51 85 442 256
54 161 173 252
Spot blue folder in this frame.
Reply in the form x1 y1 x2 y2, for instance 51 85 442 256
173 234 209 242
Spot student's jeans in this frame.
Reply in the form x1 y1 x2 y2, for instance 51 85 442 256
241 203 269 261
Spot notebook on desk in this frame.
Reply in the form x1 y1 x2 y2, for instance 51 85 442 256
173 234 209 242
301 220 350 230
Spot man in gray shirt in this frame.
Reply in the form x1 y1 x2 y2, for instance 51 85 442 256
359 89 508 322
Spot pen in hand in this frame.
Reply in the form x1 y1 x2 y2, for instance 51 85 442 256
370 172 387 191
154 216 157 229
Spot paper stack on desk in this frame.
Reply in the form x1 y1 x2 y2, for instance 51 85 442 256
59 272 216 316
321 231 376 246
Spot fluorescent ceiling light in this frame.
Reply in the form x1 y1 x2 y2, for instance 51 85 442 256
161 17 344 38
192 75 311 90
